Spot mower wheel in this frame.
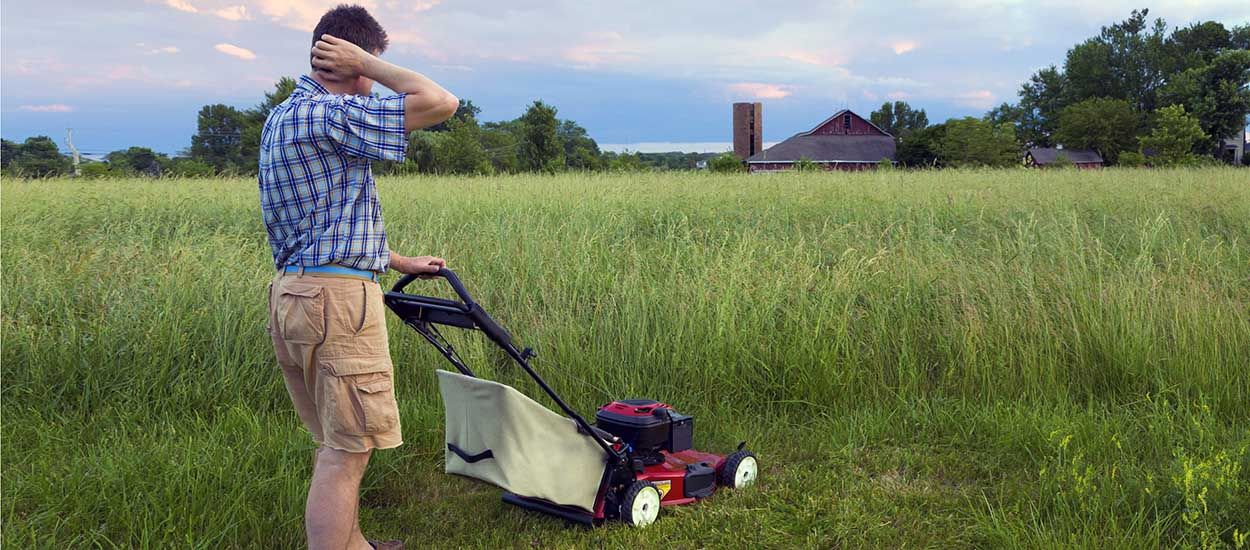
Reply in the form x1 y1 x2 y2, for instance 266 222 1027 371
719 450 759 489
620 480 662 526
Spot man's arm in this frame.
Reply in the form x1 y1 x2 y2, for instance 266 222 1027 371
389 251 446 275
313 34 459 131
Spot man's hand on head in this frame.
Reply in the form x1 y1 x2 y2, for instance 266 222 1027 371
311 34 376 82
389 251 446 276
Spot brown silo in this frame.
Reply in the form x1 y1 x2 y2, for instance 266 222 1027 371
733 102 762 160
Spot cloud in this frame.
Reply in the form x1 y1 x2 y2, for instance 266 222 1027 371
165 0 198 13
562 32 642 68
887 91 911 100
20 104 74 113
891 41 917 55
139 44 180 55
774 50 847 67
215 43 257 60
954 89 996 108
257 0 369 30
213 5 249 20
728 82 793 100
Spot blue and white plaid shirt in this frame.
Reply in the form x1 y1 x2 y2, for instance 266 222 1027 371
259 75 407 272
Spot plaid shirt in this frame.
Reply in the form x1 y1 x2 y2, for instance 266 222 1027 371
258 75 407 272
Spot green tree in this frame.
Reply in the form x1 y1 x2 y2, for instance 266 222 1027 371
938 118 1019 168
406 130 446 174
896 123 947 168
558 120 602 171
1158 49 1250 156
1063 9 1168 113
9 136 70 177
106 147 167 176
608 151 647 172
434 116 492 175
1164 21 1232 74
428 99 481 132
518 101 563 172
1232 24 1250 50
1118 150 1147 167
1138 105 1208 166
1053 98 1140 164
190 104 246 173
1 139 17 170
79 162 117 178
165 158 216 177
869 101 929 140
998 66 1069 146
480 124 521 173
706 152 743 173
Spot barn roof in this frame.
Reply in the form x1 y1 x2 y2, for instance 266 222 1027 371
746 134 896 163
1027 147 1103 165
805 109 894 137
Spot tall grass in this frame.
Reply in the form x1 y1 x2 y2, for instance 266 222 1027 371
3 168 1248 548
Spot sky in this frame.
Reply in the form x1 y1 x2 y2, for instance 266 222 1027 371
2 0 1248 156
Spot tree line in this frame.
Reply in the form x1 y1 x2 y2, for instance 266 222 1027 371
876 10 1249 169
0 76 697 178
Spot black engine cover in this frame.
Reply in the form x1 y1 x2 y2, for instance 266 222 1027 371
596 399 693 453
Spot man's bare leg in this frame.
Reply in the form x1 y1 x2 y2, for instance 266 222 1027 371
307 446 372 550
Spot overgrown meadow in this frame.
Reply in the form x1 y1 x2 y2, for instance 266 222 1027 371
3 169 1248 548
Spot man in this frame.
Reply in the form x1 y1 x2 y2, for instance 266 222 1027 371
259 5 458 549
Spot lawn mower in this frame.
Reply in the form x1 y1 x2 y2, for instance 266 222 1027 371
384 268 758 526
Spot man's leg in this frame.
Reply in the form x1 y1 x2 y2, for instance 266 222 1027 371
307 446 373 550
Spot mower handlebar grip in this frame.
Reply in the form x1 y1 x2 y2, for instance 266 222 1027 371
391 268 475 307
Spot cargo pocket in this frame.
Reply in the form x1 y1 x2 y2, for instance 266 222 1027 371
323 356 399 436
276 282 325 344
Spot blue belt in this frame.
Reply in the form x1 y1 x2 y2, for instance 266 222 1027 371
283 264 380 283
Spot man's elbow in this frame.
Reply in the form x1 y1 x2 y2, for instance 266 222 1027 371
436 93 459 122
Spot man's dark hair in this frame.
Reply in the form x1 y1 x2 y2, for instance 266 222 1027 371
312 4 388 54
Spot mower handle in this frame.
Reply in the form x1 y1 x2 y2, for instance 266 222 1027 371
392 268 475 307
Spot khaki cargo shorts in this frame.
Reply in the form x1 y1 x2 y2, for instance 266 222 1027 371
268 271 402 453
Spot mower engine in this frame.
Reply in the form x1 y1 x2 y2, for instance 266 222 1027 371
594 398 747 520
595 399 693 464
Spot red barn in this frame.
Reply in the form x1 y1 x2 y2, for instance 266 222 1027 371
743 109 895 172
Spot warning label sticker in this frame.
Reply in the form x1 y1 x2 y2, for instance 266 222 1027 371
654 480 672 499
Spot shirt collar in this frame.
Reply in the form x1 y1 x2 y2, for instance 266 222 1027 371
297 74 331 96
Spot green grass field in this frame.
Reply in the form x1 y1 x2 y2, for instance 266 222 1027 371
3 168 1249 548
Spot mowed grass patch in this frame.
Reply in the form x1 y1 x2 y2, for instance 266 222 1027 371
3 168 1248 548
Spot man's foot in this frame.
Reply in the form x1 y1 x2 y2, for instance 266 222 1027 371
367 540 404 550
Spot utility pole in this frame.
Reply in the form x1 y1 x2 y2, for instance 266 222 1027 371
65 128 81 177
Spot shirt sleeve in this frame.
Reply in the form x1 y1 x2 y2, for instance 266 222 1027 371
325 93 408 161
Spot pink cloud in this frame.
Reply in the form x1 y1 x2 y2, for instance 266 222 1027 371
213 5 249 20
891 41 917 55
728 82 792 100
563 32 641 68
257 0 375 30
165 0 198 13
19 104 74 113
954 90 996 108
215 43 257 60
